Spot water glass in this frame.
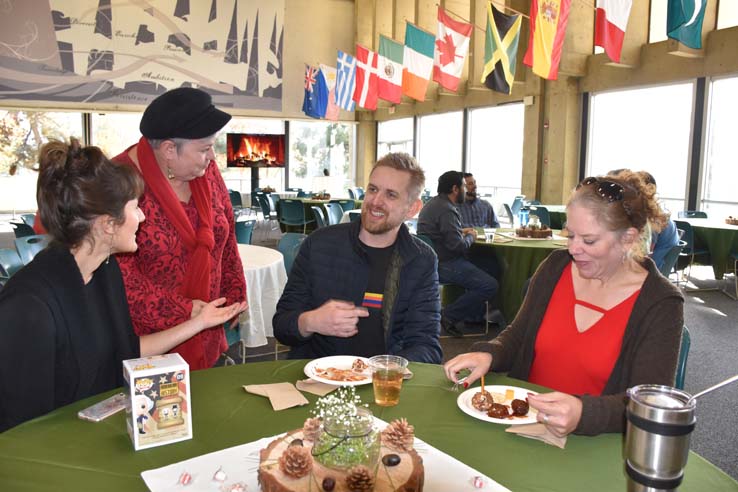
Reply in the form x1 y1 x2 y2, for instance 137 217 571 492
368 355 408 407
484 228 496 243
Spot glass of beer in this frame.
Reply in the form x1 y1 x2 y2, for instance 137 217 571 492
368 355 408 407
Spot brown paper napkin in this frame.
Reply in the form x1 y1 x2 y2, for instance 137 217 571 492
506 423 567 449
243 383 309 411
295 379 338 396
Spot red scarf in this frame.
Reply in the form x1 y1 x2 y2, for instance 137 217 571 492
136 137 215 301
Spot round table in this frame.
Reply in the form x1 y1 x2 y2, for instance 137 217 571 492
0 361 735 491
682 218 738 279
237 244 287 347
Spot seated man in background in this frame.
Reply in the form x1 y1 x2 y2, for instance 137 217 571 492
459 172 499 229
641 172 680 270
417 171 499 337
273 153 442 363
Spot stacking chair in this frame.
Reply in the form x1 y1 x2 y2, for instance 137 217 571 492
675 326 691 390
324 202 344 225
355 187 365 199
15 235 51 265
235 220 255 244
279 199 314 233
658 240 686 279
333 199 355 212
347 188 357 200
20 213 36 227
311 206 328 229
11 222 35 238
529 206 550 227
502 203 515 226
677 211 707 219
510 195 526 217
277 233 307 276
673 220 710 285
228 189 243 208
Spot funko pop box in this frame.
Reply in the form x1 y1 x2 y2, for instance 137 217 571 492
123 353 192 451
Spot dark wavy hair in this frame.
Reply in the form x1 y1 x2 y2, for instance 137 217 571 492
36 138 144 249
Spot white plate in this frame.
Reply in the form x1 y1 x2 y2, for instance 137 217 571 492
303 356 372 386
456 385 538 425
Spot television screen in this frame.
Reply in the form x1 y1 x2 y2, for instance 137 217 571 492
226 133 286 167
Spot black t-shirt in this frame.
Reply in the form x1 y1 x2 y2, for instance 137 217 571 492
344 242 395 357
83 271 119 395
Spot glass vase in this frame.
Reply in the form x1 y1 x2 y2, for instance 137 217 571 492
311 407 380 471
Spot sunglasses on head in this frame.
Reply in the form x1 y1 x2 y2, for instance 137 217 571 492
576 177 624 203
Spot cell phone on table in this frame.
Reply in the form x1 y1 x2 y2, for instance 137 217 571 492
77 392 128 422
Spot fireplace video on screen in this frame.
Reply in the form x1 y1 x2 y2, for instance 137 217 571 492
226 133 286 167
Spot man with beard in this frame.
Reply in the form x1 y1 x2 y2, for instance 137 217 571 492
459 173 499 228
273 153 442 363
417 171 499 337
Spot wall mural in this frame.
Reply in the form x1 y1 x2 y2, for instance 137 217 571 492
0 0 283 111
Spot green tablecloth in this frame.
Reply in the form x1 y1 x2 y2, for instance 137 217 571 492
472 231 564 321
683 218 738 279
540 205 567 230
1 361 735 491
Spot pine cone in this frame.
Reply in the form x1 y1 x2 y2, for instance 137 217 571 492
302 417 321 442
381 418 414 452
345 465 374 492
278 446 313 478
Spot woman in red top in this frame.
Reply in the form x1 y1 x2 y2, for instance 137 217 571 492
114 88 247 370
444 171 683 436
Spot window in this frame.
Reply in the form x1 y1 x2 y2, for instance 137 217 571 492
417 111 463 194
0 110 84 212
289 121 355 197
377 117 414 158
90 112 142 157
700 75 738 217
217 118 285 193
717 1 738 29
467 104 525 207
649 0 668 44
587 83 695 213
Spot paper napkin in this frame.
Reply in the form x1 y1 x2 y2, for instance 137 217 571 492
505 423 567 449
295 378 338 396
243 383 309 411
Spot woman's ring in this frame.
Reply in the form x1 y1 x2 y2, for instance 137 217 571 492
542 413 549 424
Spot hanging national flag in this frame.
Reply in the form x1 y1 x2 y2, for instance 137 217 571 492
335 50 356 111
402 22 435 101
667 0 707 49
302 64 326 119
319 64 340 120
433 7 472 92
594 0 632 63
481 3 522 95
353 44 379 110
377 35 404 103
523 0 572 80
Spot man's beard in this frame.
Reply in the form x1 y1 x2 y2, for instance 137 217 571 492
465 191 477 201
455 192 465 205
361 208 401 235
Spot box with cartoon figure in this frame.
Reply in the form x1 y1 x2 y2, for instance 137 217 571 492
123 353 192 450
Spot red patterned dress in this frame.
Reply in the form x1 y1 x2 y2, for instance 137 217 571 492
114 148 246 370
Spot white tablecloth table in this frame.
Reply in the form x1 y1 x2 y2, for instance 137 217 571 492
237 244 288 347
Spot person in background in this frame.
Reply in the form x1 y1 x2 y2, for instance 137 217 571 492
459 172 500 229
273 153 442 363
0 140 246 432
114 88 247 370
417 171 499 337
444 171 683 436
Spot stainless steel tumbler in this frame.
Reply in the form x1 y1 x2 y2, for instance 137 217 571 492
625 384 696 492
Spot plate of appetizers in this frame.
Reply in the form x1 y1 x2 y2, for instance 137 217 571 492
304 356 372 386
457 385 538 425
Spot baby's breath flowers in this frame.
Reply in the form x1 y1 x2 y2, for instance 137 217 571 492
311 386 368 425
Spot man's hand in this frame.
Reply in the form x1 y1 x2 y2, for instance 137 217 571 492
298 300 369 338
461 227 477 237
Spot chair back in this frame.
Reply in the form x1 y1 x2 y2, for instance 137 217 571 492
14 235 51 264
673 220 697 255
311 206 327 228
0 248 24 279
347 188 357 200
510 195 526 216
349 210 362 223
278 233 307 275
228 189 243 208
324 202 344 225
20 213 36 227
355 187 365 199
333 199 355 212
279 199 309 226
11 222 35 238
529 206 550 227
677 210 707 219
235 220 255 244
269 193 281 206
257 193 272 218
502 203 515 225
658 240 685 277
675 325 691 390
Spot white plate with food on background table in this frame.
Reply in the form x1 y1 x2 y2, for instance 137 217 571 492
457 385 538 425
304 356 372 386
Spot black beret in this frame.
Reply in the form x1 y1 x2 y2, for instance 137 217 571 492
139 87 232 139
